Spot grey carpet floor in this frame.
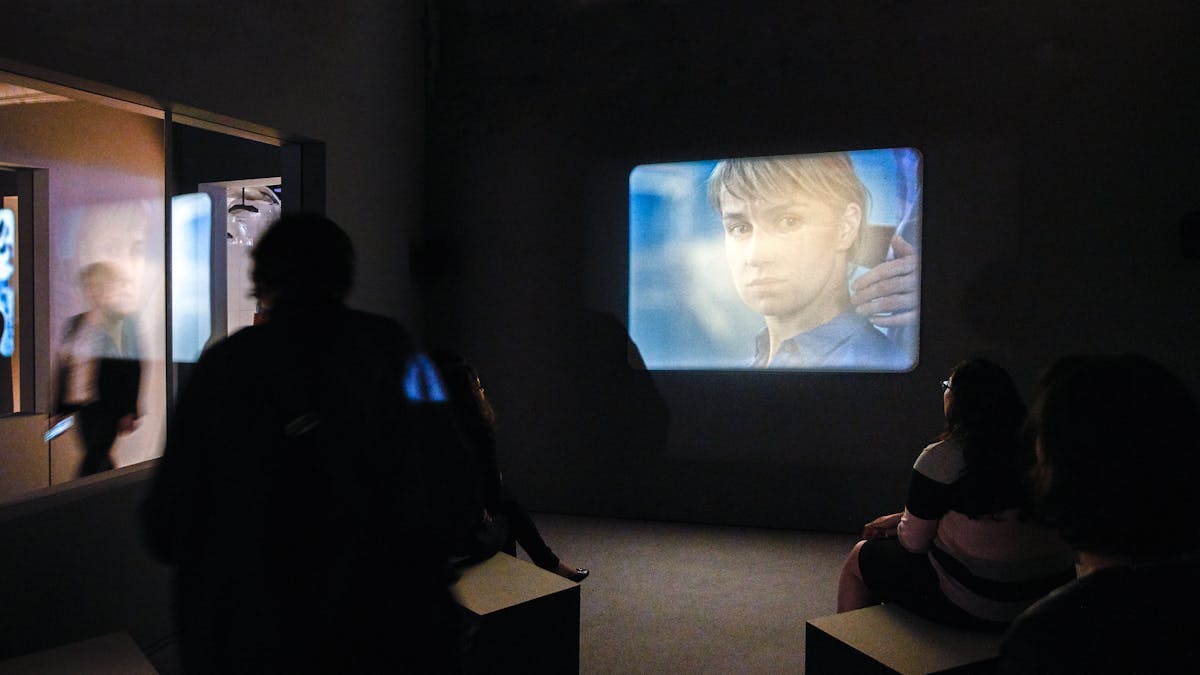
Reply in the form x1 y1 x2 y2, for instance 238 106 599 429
516 513 860 674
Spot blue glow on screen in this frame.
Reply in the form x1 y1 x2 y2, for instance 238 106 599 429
0 209 15 358
404 353 448 403
171 193 212 362
628 147 921 371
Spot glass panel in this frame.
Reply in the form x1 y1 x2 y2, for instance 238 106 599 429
0 80 167 483
224 184 280 333
171 192 212 363
52 193 166 481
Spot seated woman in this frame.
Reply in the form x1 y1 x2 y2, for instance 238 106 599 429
837 358 1075 630
433 350 589 582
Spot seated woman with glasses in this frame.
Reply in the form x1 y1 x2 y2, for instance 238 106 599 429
835 358 1075 630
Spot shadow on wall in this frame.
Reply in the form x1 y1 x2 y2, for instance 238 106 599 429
554 308 671 515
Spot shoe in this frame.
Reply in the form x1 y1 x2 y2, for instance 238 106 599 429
551 560 589 582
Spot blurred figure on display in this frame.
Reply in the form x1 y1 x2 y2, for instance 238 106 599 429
50 198 160 474
50 261 142 476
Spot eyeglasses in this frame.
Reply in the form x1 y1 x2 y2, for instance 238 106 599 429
941 379 952 392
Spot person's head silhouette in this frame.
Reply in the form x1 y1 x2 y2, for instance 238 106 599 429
1030 352 1200 562
250 212 355 314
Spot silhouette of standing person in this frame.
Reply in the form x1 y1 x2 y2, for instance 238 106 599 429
141 212 479 674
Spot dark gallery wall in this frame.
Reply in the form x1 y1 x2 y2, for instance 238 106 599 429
5 1 1199 535
423 1 1200 531
4 0 429 328
170 124 282 197
1 5 430 661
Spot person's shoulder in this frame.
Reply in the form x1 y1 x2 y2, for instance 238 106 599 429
999 588 1071 673
1021 572 1090 617
913 439 965 482
1002 575 1092 651
1001 565 1190 674
193 324 261 366
921 438 962 455
221 322 264 345
838 313 910 367
1018 565 1148 625
341 308 416 350
171 326 266 404
62 312 86 335
1122 554 1200 605
345 307 409 332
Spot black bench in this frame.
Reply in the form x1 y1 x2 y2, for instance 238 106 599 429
452 552 581 674
806 604 1002 674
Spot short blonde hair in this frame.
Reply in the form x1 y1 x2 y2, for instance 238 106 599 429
707 151 868 225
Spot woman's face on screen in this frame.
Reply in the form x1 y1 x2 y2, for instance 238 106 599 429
720 187 854 325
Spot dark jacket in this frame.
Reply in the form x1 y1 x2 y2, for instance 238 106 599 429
53 312 141 418
999 553 1200 674
141 299 480 674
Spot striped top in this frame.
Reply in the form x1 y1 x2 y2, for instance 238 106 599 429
896 439 1076 624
